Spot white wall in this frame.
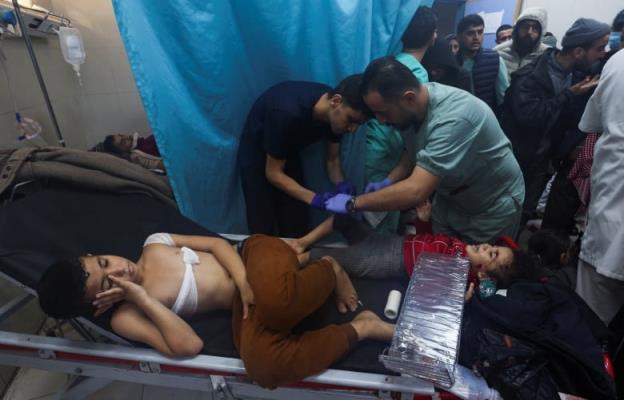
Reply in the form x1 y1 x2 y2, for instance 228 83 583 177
0 0 149 149
522 0 623 44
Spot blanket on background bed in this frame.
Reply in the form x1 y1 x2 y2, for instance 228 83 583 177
0 147 174 207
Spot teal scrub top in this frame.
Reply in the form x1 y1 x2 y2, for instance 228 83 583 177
462 57 509 105
412 83 524 242
364 52 428 233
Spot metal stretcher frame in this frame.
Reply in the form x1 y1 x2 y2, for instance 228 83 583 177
0 236 439 400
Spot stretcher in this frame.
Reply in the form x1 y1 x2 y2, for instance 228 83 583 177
0 184 448 399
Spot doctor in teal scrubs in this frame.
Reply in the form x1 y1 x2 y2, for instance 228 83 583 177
327 57 524 244
363 6 437 233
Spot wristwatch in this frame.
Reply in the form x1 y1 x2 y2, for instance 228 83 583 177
346 196 357 213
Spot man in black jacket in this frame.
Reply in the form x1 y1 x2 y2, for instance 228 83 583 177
499 18 610 224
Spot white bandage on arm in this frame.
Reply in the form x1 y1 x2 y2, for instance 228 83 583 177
144 232 176 247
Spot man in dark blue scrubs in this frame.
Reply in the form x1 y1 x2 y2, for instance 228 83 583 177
238 75 371 237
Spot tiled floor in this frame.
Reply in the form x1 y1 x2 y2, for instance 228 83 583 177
2 368 68 400
0 278 47 397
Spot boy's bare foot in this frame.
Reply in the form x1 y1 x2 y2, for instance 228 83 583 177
281 238 305 254
351 311 395 341
322 256 359 313
353 310 378 321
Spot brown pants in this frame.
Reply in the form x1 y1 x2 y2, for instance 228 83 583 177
232 235 358 388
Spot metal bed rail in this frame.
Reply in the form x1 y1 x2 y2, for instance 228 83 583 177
0 330 435 399
0 269 435 399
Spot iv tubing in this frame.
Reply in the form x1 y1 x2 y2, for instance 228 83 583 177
11 0 65 147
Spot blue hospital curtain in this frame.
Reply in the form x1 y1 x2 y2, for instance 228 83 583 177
113 0 430 233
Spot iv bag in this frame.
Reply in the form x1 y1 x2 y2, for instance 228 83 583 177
58 27 86 78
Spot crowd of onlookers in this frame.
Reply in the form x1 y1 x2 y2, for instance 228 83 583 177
448 9 624 328
351 6 624 328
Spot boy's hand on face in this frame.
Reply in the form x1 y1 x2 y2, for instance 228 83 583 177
93 282 125 317
93 297 119 317
93 275 148 316
108 275 148 305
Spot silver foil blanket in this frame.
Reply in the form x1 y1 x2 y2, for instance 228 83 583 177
380 252 470 388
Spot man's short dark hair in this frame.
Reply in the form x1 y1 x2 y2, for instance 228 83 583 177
37 257 94 319
328 74 373 118
496 24 513 37
528 229 571 268
102 135 123 156
402 6 438 49
613 9 624 32
361 56 421 101
457 14 484 34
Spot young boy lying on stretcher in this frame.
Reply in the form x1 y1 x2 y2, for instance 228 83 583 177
36 234 394 388
285 202 541 294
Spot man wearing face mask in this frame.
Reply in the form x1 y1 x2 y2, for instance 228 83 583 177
500 18 610 225
575 47 624 326
495 7 550 79
608 9 624 54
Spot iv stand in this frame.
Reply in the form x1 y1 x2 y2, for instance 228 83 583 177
11 0 65 147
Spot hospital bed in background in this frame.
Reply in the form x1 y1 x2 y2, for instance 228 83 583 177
0 182 450 400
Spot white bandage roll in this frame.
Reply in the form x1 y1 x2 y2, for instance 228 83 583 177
384 290 402 319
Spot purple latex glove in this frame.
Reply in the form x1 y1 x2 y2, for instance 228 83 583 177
364 178 393 193
336 180 356 195
324 193 353 214
310 192 334 210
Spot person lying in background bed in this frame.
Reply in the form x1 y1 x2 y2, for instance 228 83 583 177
36 233 394 388
104 133 161 157
90 133 165 172
286 203 541 295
